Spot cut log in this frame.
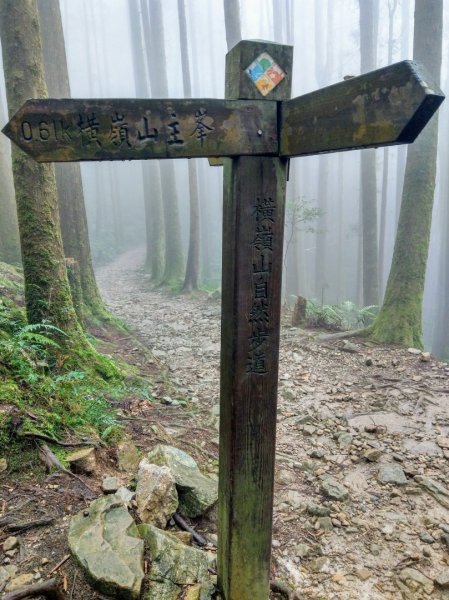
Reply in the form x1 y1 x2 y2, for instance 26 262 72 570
66 447 96 475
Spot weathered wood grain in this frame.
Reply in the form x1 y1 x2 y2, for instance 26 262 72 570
2 98 278 161
218 39 292 600
280 60 444 157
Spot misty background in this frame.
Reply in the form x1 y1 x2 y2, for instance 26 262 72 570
0 0 447 356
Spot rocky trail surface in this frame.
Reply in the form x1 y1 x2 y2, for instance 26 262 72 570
1 247 449 600
97 248 449 600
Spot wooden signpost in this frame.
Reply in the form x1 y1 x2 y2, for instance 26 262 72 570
3 40 444 600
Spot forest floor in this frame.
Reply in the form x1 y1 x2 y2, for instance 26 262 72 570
1 247 449 600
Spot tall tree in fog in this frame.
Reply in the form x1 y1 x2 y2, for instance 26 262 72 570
370 0 443 348
37 0 106 320
223 0 241 51
0 0 80 333
378 0 398 294
434 178 449 358
128 0 164 280
178 0 200 292
0 92 20 265
359 0 379 306
313 0 333 303
142 0 184 286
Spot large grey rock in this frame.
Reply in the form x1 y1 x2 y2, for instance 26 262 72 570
138 523 209 585
147 445 218 517
320 477 349 501
136 460 178 527
377 463 407 485
143 580 181 600
68 495 144 599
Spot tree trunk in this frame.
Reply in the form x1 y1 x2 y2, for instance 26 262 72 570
359 0 379 306
37 0 107 319
223 0 241 51
0 0 79 334
0 93 20 264
370 0 443 348
178 0 200 292
378 0 398 296
142 0 184 286
128 0 164 279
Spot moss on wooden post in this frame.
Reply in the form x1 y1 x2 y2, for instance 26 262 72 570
218 40 292 600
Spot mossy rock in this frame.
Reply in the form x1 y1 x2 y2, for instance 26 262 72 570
68 495 144 599
146 445 218 518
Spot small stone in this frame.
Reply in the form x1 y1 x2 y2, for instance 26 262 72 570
377 463 407 485
41 558 49 565
370 544 381 556
310 449 326 459
420 352 431 362
337 432 353 449
408 348 421 355
320 477 349 501
5 550 17 558
3 537 18 552
437 436 449 449
365 358 373 366
362 448 382 462
5 573 34 592
294 543 312 558
283 490 302 509
419 532 434 544
399 567 434 594
115 486 135 506
307 502 331 517
102 476 119 494
355 568 372 581
116 440 141 473
308 557 329 573
435 570 449 588
302 425 317 436
316 516 333 531
136 460 178 527
147 445 218 518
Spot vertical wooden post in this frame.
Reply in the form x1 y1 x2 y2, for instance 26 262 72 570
218 40 292 600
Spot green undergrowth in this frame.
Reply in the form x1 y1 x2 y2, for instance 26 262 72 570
0 263 151 457
305 299 378 331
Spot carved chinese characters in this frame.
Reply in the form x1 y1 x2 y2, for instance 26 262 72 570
5 98 278 161
247 196 276 375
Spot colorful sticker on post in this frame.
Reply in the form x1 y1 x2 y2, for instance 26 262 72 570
245 52 285 96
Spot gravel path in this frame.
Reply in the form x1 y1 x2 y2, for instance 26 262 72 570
97 248 449 599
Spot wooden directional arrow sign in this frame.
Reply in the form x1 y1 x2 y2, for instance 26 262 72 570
280 60 444 157
1 98 278 162
2 61 443 164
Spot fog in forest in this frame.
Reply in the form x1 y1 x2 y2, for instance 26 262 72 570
0 0 448 357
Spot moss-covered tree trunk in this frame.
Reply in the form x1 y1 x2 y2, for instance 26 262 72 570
0 94 20 265
370 0 442 349
36 0 107 321
0 0 79 333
